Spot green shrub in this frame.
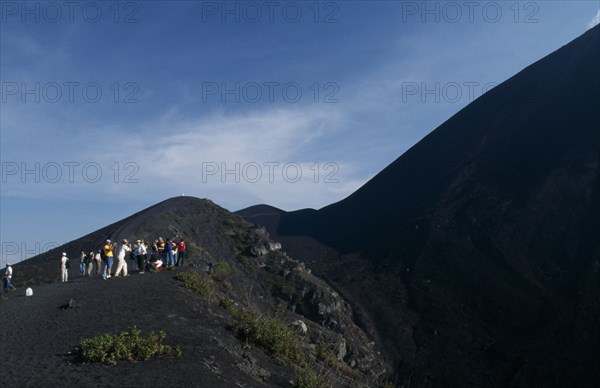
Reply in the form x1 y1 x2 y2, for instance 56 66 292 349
177 271 216 301
211 260 235 282
219 297 236 312
230 308 306 367
79 326 181 365
316 345 337 367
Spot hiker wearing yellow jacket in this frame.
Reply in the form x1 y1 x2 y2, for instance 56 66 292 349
102 240 114 279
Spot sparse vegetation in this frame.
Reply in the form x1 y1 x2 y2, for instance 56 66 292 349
315 344 360 379
219 297 235 312
177 271 216 301
316 344 337 367
211 260 235 282
295 367 334 388
263 263 298 302
188 242 212 260
229 308 307 367
241 280 254 307
79 326 181 365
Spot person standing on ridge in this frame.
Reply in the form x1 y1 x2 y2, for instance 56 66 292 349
86 251 95 276
165 238 175 268
135 240 147 274
79 251 87 276
114 239 131 278
3 263 16 291
152 240 159 262
60 252 69 283
157 238 165 261
176 239 186 267
132 240 141 271
103 240 114 279
143 241 150 272
172 241 178 267
95 250 102 276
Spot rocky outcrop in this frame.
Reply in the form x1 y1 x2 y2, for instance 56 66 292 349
238 226 389 382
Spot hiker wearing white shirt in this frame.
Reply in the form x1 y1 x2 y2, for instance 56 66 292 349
114 239 131 278
3 263 16 291
94 251 102 276
60 253 69 283
134 240 147 274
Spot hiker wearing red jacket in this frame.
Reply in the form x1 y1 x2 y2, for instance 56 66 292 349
176 239 186 267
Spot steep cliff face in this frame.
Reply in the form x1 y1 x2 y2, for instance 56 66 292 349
241 225 389 380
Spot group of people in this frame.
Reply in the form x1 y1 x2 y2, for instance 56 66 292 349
1 236 189 292
60 237 187 282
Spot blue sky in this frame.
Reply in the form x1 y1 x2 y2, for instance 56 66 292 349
1 0 599 263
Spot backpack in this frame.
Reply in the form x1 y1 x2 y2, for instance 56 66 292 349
65 259 71 269
100 248 107 260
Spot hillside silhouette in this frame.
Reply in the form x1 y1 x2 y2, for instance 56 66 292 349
240 26 600 387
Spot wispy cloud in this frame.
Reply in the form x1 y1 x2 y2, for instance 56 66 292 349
1 105 361 211
122 107 355 210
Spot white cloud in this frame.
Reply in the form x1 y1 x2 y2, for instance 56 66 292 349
0 105 362 211
122 107 355 210
588 9 600 29
124 107 341 169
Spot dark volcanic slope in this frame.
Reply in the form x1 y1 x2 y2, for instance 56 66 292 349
2 197 388 388
241 26 600 387
281 25 600 260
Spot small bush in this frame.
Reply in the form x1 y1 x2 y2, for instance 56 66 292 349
230 308 306 367
211 260 235 282
177 272 216 301
79 326 181 365
219 297 236 312
316 345 337 367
